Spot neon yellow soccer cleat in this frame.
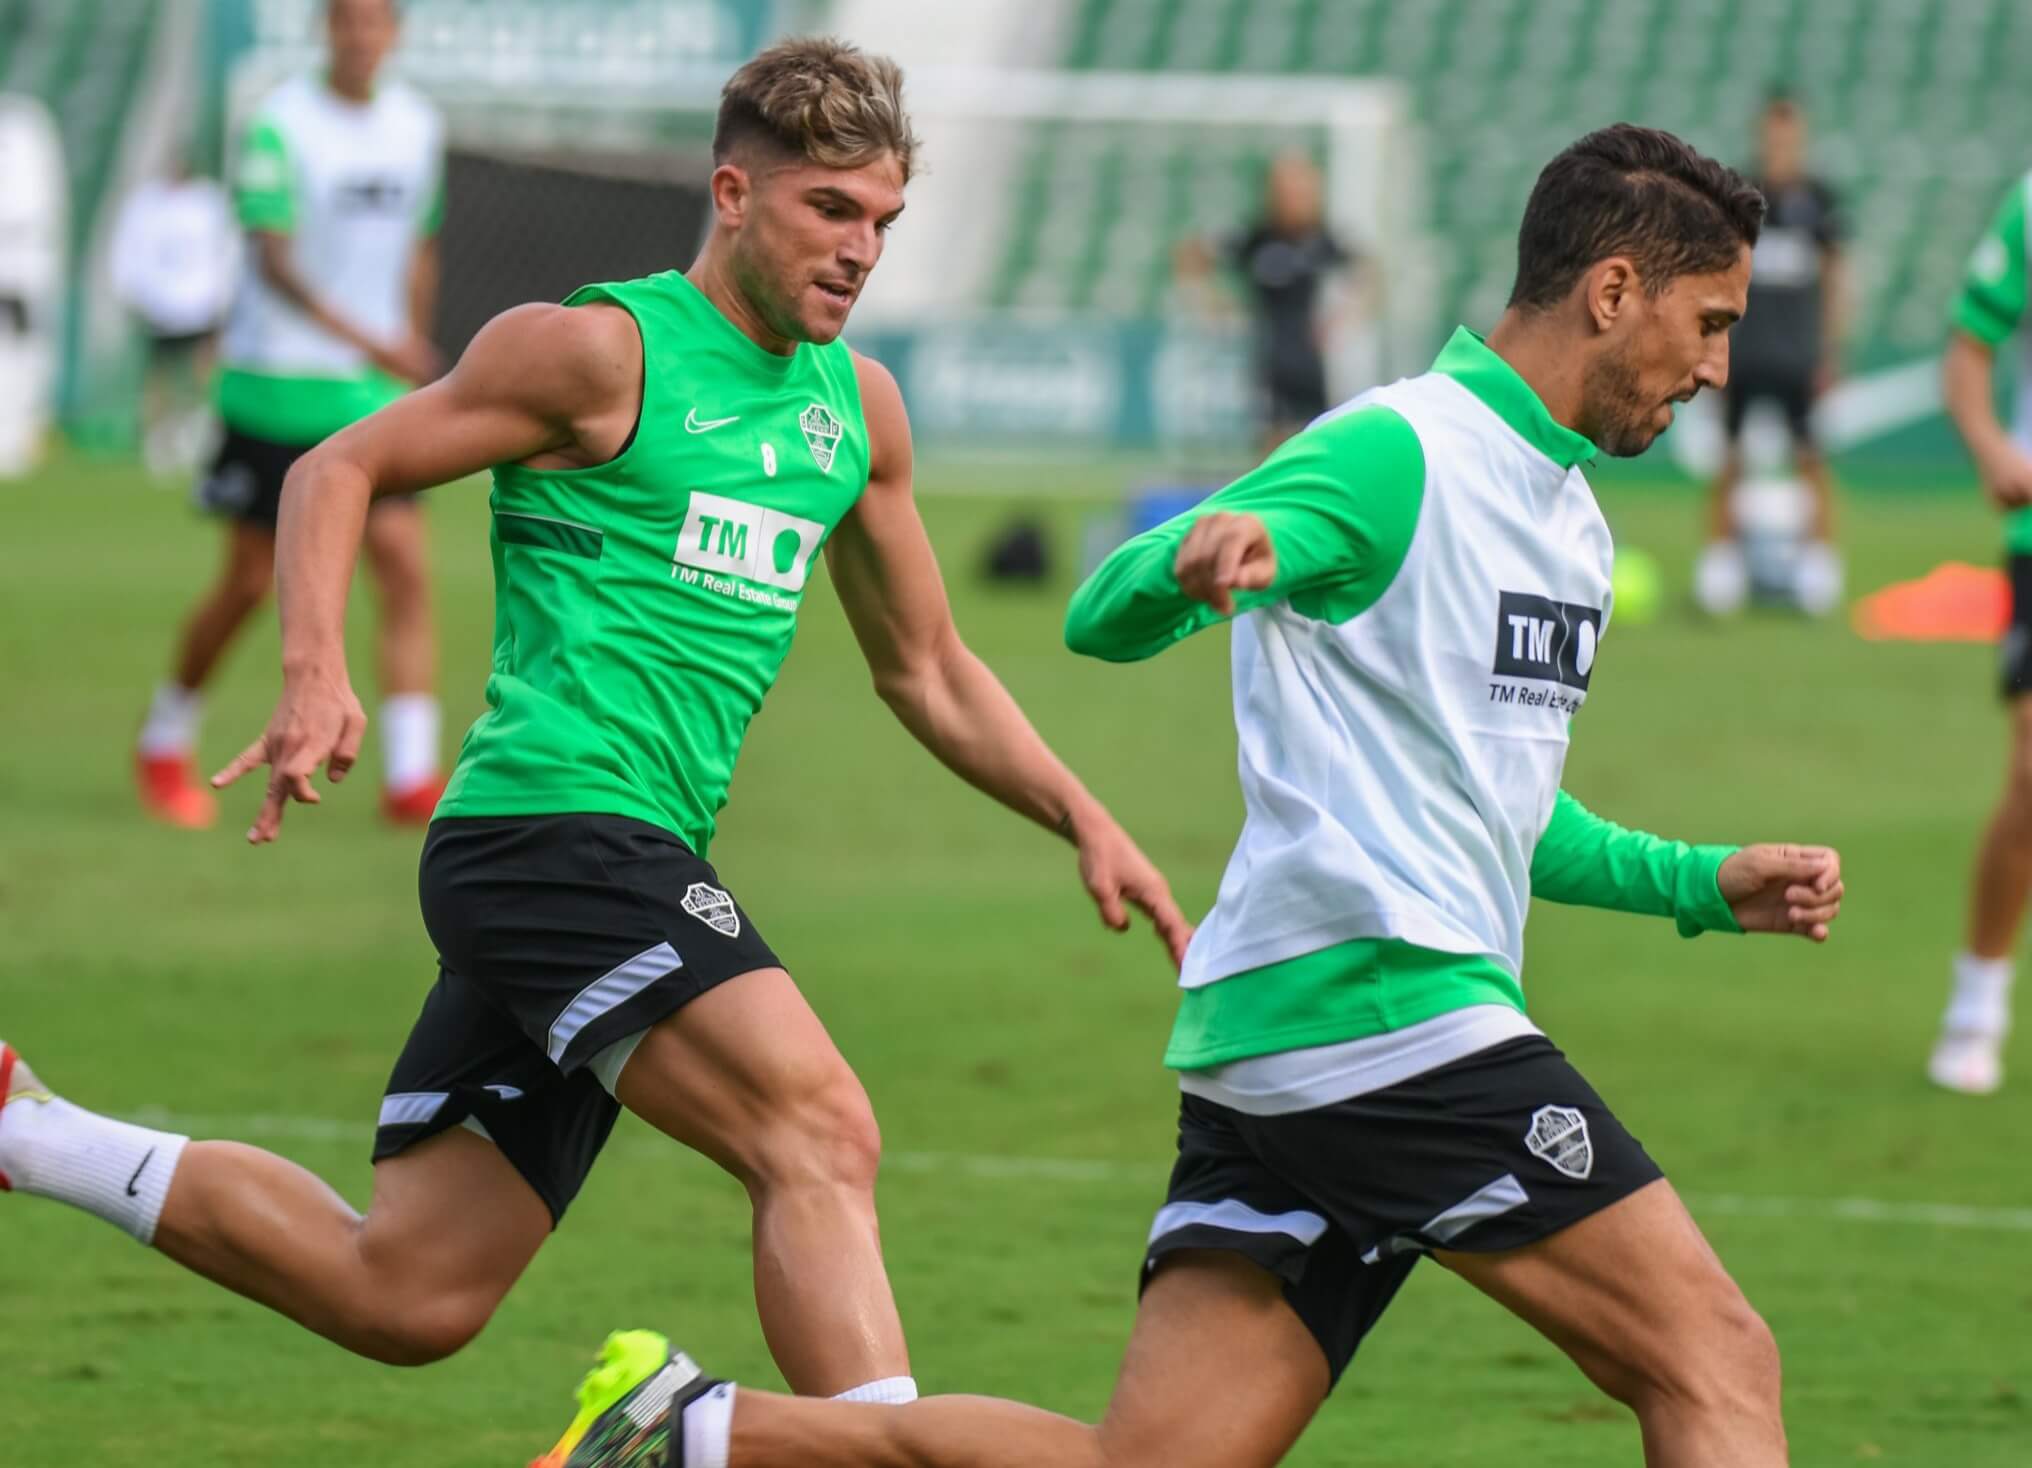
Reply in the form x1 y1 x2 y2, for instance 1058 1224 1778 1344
531 1329 721 1468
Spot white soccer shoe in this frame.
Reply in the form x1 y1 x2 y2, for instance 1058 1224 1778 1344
1927 1028 2004 1096
1693 541 1749 616
1793 541 1845 617
0 1041 55 1191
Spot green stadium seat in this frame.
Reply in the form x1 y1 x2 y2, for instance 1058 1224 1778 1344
1012 0 2032 372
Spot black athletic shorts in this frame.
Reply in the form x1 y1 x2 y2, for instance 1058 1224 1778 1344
373 813 783 1223
2000 555 2032 699
1143 1035 1664 1384
194 426 417 529
1722 361 1816 445
1261 356 1329 429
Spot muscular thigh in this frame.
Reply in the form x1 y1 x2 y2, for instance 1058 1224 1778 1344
1437 1178 1750 1390
613 967 863 1177
393 813 793 1213
360 1125 552 1292
1097 1252 1328 1468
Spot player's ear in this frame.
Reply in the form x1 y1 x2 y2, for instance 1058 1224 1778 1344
709 162 752 227
1584 257 1636 333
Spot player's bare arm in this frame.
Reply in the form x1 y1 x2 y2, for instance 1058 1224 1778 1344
828 352 1192 964
1716 844 1845 942
1943 329 2032 508
213 301 645 841
249 229 439 384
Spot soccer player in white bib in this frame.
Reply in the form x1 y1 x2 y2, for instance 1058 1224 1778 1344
134 0 447 829
108 155 238 476
530 126 1844 1468
1931 166 2032 1095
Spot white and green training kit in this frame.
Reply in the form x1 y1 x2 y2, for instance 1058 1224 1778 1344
1951 168 2032 553
219 73 444 445
1066 328 1741 1115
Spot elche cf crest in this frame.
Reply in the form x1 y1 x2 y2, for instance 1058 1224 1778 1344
681 882 741 938
1524 1104 1593 1179
800 402 843 473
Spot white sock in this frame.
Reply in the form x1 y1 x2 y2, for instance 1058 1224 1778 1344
1693 541 1748 616
1945 953 2014 1036
0 1097 189 1244
680 1380 736 1468
1793 540 1844 616
138 681 203 757
833 1376 919 1404
380 693 440 792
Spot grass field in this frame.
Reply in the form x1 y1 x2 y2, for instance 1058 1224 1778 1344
3 454 2030 1466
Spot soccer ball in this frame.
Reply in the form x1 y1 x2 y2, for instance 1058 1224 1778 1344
1611 547 1664 626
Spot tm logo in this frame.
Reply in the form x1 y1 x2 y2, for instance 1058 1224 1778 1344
1491 591 1601 691
672 490 823 594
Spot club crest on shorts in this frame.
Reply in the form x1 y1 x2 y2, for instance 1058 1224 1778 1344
681 882 740 938
1524 1104 1593 1179
800 402 843 473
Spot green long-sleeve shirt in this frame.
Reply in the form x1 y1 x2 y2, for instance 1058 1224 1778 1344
1162 792 1740 1069
1059 345 1739 1071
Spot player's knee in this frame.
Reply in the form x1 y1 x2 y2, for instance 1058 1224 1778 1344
1628 1290 1781 1422
1720 1299 1784 1416
359 1288 496 1366
748 1063 883 1196
370 553 431 620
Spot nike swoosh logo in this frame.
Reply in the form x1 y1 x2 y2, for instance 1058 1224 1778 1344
127 1148 155 1197
685 409 740 433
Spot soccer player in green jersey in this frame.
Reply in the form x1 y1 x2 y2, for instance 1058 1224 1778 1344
135 0 450 830
0 39 1187 1408
534 127 1843 1468
1932 167 2032 1094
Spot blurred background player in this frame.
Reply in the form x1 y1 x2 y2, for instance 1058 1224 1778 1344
1694 91 1847 617
134 0 447 829
1176 150 1356 455
0 92 64 478
108 152 237 478
1933 164 2032 1095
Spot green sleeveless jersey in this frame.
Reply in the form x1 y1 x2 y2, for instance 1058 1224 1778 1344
435 270 870 854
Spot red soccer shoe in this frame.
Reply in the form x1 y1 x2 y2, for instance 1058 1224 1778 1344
136 751 218 830
381 772 449 826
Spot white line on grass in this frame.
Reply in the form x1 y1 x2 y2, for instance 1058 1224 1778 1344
127 1108 2032 1235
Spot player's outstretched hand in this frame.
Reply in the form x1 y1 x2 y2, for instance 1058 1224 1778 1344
1070 808 1194 968
210 664 368 844
1174 512 1277 616
1717 844 1844 942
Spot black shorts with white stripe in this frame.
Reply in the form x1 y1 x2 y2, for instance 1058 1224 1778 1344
196 426 419 530
373 813 782 1224
1143 1036 1663 1383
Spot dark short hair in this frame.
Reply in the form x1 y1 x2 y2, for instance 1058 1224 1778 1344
1507 124 1765 312
714 36 918 183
